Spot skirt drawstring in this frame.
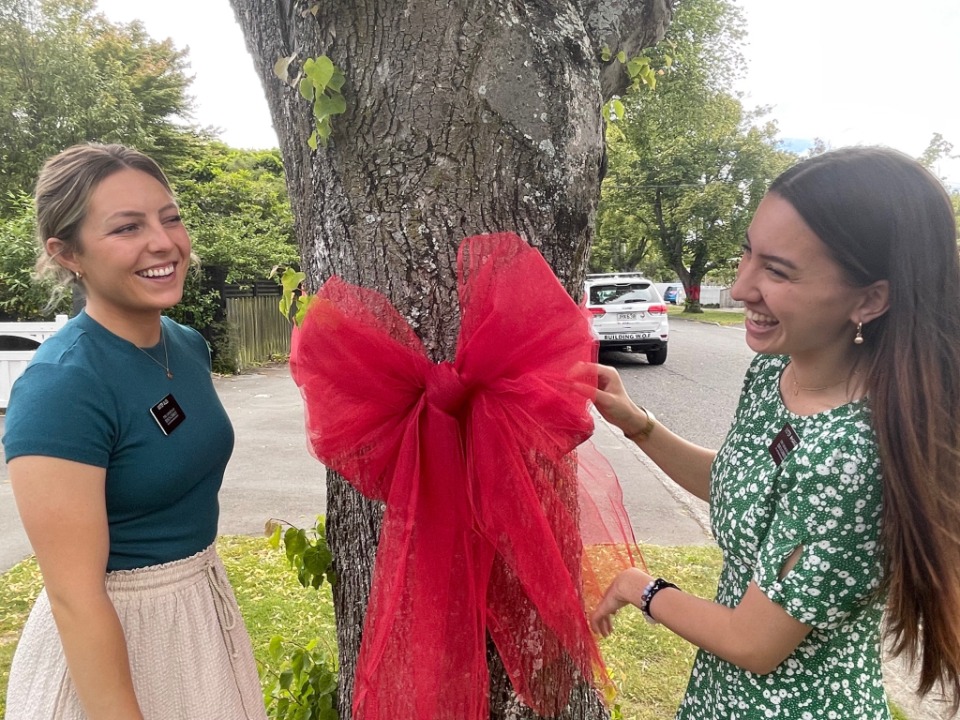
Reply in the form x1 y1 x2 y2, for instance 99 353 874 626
205 559 239 658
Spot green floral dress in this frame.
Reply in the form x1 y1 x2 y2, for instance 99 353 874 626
676 354 889 720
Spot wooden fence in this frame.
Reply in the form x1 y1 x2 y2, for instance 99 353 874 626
225 294 291 372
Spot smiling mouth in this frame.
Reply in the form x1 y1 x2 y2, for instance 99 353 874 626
137 264 175 279
745 309 778 327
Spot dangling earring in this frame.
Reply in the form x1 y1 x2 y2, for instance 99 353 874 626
853 322 864 345
74 270 82 281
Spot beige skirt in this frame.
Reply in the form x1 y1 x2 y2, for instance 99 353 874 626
5 543 267 720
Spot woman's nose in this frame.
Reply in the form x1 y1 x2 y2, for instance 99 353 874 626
730 261 753 303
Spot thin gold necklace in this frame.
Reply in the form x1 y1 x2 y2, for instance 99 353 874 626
135 326 173 380
789 364 852 397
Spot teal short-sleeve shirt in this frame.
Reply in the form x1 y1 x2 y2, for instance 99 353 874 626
2 312 234 571
677 354 889 720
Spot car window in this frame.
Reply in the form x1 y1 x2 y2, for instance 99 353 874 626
588 283 653 304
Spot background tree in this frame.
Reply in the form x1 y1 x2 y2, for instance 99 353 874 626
229 1 674 718
173 142 298 282
0 0 193 210
592 0 794 310
0 194 67 321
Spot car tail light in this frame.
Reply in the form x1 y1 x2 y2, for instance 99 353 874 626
648 304 667 315
588 307 606 317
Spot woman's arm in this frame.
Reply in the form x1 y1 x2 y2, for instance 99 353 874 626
10 456 145 720
592 563 811 675
593 364 716 502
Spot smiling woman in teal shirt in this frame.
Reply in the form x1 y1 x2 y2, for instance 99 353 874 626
1 143 266 720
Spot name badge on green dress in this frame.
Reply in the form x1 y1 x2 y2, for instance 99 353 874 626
769 423 799 466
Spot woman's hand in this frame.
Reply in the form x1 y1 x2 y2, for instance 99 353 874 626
593 364 649 437
590 567 654 637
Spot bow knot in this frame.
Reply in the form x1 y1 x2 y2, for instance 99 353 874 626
426 361 470 415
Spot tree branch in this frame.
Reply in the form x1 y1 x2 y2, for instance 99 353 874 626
580 0 676 100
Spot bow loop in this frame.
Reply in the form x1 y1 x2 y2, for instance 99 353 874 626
425 361 471 416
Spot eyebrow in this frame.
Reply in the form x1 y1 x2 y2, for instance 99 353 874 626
744 231 798 271
104 203 179 223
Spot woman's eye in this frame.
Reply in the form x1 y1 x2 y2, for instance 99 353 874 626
765 265 787 279
111 224 138 234
163 214 183 225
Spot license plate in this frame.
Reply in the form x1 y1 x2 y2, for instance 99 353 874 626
618 312 638 321
605 333 651 340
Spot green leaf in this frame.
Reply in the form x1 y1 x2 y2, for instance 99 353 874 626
293 296 311 325
304 56 335 91
627 57 651 78
315 119 332 145
279 668 294 690
616 50 627 64
314 93 346 119
601 46 612 62
327 70 346 92
280 267 306 295
613 99 625 121
284 527 307 561
303 544 332 575
268 635 285 661
299 76 315 101
267 522 283 549
308 130 319 150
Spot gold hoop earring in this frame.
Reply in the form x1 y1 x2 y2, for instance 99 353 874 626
853 322 864 345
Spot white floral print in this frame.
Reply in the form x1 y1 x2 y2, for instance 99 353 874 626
676 354 889 720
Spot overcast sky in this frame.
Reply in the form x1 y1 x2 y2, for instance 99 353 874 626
95 0 960 185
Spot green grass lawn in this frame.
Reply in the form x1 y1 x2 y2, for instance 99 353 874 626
0 538 909 719
667 305 745 327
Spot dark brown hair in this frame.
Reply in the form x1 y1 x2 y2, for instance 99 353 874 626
771 146 960 708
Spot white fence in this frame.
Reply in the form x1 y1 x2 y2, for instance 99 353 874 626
0 315 68 409
654 284 743 308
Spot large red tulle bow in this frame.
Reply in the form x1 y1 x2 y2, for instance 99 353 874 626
291 233 638 720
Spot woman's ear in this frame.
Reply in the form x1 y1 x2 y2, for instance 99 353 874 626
45 237 80 274
855 279 890 325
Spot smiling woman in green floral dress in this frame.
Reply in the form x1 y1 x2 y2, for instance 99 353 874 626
590 147 960 719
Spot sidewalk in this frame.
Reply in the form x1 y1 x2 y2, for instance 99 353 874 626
0 363 952 718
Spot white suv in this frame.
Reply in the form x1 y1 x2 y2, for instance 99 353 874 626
584 273 669 365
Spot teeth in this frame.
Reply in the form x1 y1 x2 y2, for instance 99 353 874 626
138 265 174 278
746 309 777 325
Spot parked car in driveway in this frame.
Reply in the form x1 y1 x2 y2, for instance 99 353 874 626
584 273 669 364
663 285 680 304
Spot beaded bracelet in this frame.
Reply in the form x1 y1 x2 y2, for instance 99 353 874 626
640 577 679 625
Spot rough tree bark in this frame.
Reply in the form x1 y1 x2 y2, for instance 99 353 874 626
229 2 673 718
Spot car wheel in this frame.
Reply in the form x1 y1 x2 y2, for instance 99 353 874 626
646 346 668 365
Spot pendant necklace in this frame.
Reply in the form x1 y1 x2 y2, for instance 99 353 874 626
789 364 852 397
135 326 174 380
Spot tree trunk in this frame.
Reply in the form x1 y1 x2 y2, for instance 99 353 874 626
228 2 673 717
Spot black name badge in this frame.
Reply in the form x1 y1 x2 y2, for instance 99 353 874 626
150 394 186 436
768 423 800 466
